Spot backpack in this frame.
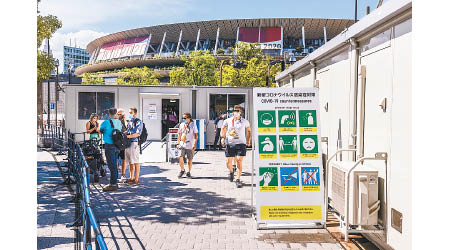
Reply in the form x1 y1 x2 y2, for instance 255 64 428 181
110 119 131 150
133 118 148 154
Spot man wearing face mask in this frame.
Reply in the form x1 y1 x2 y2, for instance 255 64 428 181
124 108 143 185
221 105 251 188
177 113 198 178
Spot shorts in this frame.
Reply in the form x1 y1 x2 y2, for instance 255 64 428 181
125 142 140 164
225 144 247 157
180 148 194 161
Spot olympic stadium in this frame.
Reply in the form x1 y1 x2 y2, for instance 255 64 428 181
74 18 355 82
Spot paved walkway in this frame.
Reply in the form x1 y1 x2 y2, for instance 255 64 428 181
88 150 343 250
37 148 345 249
37 149 76 250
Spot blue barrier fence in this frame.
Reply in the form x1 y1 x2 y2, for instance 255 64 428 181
63 130 108 250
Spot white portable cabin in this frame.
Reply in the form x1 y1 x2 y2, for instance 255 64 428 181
275 0 411 249
63 84 254 145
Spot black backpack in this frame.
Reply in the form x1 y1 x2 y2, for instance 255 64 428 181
133 118 148 154
110 119 131 150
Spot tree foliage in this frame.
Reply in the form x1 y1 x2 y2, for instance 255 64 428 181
170 50 218 86
37 0 62 83
116 67 162 85
169 43 280 87
81 73 105 85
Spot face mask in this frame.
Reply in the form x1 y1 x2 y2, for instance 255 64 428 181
93 118 97 122
183 119 187 123
233 112 240 118
128 114 133 119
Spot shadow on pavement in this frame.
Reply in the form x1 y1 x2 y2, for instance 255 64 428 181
90 163 253 249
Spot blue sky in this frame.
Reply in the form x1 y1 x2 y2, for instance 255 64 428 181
39 0 381 71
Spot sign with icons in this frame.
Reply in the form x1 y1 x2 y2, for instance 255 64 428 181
252 88 324 228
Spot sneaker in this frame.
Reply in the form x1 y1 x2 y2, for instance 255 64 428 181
125 178 134 184
102 184 118 192
120 176 127 183
186 172 192 178
229 172 234 182
178 170 185 178
235 179 243 188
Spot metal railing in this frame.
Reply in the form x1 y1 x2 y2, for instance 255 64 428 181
65 131 108 250
39 126 107 250
40 124 67 155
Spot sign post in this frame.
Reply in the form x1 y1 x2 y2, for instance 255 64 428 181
252 87 325 229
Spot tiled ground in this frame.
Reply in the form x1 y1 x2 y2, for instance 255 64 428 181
89 150 343 250
38 148 345 249
37 149 77 250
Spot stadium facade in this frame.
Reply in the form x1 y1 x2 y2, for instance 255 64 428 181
75 18 355 83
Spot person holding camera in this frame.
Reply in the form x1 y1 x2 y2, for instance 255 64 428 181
177 113 198 178
86 113 100 140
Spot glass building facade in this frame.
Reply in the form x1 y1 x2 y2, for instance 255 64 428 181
64 46 90 74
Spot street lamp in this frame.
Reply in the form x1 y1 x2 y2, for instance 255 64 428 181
219 60 225 87
55 59 59 126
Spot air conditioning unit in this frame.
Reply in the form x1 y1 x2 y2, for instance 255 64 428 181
330 161 380 226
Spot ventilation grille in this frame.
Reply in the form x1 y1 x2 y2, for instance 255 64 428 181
331 167 346 214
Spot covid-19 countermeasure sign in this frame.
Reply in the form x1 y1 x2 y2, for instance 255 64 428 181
252 87 325 229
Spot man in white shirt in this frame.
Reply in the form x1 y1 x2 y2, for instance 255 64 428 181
177 112 198 178
221 105 251 188
213 112 225 150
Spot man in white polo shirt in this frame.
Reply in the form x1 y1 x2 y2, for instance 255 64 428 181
221 105 251 188
177 112 198 178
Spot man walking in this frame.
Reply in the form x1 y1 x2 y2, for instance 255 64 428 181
125 108 143 185
221 105 251 188
177 113 198 178
213 112 225 150
99 108 123 192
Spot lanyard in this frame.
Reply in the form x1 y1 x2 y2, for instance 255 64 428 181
231 118 241 127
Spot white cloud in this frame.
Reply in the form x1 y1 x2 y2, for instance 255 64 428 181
46 30 109 72
38 0 194 72
39 0 194 32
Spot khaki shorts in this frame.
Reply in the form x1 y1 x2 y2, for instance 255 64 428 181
125 142 140 164
180 148 194 161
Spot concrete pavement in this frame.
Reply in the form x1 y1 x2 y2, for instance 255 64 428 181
37 148 346 249
89 150 343 250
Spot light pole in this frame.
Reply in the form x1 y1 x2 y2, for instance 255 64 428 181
55 59 59 126
219 60 225 86
47 39 51 126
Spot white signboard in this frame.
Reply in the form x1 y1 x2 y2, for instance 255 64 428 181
252 87 325 228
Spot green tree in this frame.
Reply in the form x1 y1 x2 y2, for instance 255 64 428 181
170 50 218 86
169 43 280 87
37 0 62 126
116 67 161 85
169 67 189 86
221 43 280 87
81 73 104 84
184 50 218 85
